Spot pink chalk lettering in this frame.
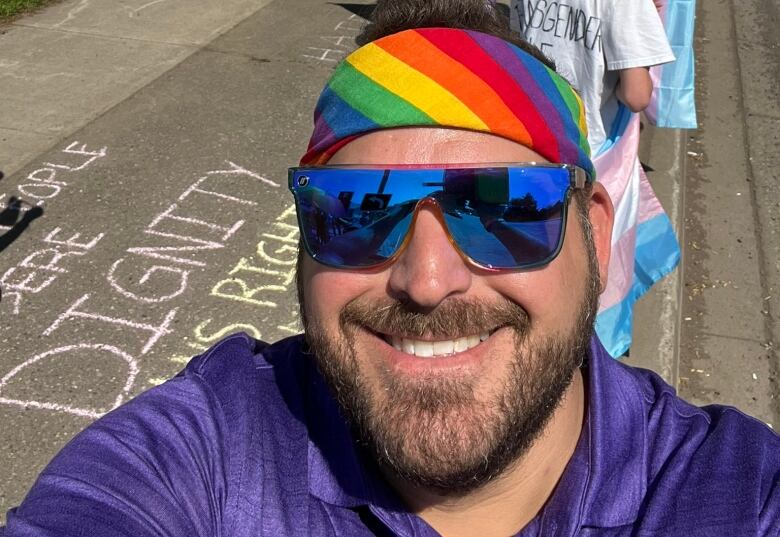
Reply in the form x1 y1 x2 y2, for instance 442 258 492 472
44 294 177 355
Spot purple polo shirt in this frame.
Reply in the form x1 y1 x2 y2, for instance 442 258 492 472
3 333 779 536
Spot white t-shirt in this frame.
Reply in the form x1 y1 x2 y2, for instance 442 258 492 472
510 0 674 153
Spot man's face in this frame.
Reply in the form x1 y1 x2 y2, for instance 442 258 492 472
298 127 612 494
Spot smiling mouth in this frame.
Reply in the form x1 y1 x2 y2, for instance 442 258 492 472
380 332 493 358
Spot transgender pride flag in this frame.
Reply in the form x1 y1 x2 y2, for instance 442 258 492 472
646 0 698 129
594 106 681 357
593 0 696 356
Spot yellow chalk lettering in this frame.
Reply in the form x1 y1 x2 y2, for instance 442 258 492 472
277 319 301 335
228 257 295 287
276 204 297 222
193 318 263 343
257 241 297 266
261 221 299 245
210 278 281 307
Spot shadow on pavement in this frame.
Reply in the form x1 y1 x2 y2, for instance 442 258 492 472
331 3 510 20
331 2 375 20
0 196 45 254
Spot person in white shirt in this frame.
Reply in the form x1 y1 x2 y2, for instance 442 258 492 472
510 0 674 153
511 0 678 357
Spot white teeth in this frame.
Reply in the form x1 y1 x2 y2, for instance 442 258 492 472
432 340 454 355
387 332 491 357
454 337 468 352
415 340 434 357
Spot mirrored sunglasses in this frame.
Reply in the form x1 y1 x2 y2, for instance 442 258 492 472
288 164 589 271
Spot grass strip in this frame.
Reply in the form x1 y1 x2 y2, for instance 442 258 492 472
0 0 59 21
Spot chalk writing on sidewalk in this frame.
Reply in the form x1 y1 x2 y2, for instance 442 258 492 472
0 160 280 418
0 227 106 315
168 203 301 370
303 13 362 63
0 141 106 257
0 344 138 420
13 141 107 204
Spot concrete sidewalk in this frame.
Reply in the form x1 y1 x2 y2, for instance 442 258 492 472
0 0 273 177
627 125 686 388
1 0 686 388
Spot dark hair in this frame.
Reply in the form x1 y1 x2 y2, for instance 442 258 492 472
357 0 555 70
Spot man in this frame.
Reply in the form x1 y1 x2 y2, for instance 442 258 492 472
3 2 779 536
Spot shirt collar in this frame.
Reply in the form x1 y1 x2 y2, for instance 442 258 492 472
575 337 650 528
305 359 426 534
306 360 372 508
305 336 651 530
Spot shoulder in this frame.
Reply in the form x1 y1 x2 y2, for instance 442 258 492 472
183 331 307 403
102 332 309 451
5 334 311 536
618 362 780 534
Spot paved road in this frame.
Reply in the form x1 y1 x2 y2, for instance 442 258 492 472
677 0 779 425
0 0 373 517
0 0 777 522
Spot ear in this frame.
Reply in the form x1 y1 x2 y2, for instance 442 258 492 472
587 182 614 293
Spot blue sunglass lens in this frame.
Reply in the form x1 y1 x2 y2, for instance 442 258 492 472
439 167 570 269
293 169 433 267
292 167 571 269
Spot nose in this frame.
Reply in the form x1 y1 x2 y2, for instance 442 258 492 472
387 204 472 310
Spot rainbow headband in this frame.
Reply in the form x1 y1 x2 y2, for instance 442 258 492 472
301 27 594 180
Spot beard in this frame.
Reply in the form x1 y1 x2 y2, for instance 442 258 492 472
298 209 601 496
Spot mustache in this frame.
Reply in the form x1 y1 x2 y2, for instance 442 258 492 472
340 297 530 339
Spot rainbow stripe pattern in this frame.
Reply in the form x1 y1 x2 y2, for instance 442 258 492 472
302 27 594 179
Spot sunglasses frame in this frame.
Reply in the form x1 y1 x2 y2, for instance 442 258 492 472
288 163 590 272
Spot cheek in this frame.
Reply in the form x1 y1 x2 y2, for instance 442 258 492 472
490 220 588 332
303 258 387 326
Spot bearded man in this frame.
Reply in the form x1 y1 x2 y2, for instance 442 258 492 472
3 1 779 536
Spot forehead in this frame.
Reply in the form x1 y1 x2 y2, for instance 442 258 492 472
328 127 548 166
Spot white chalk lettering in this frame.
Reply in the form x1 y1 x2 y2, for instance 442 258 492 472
320 35 353 47
44 141 107 172
106 258 190 304
106 162 276 311
27 167 67 186
44 227 105 250
0 266 56 293
304 13 361 62
0 197 43 211
0 343 138 419
127 203 242 267
20 248 83 274
304 47 346 63
11 140 107 206
2 291 22 315
334 14 363 32
43 294 177 355
0 226 105 314
17 182 63 200
178 160 278 205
